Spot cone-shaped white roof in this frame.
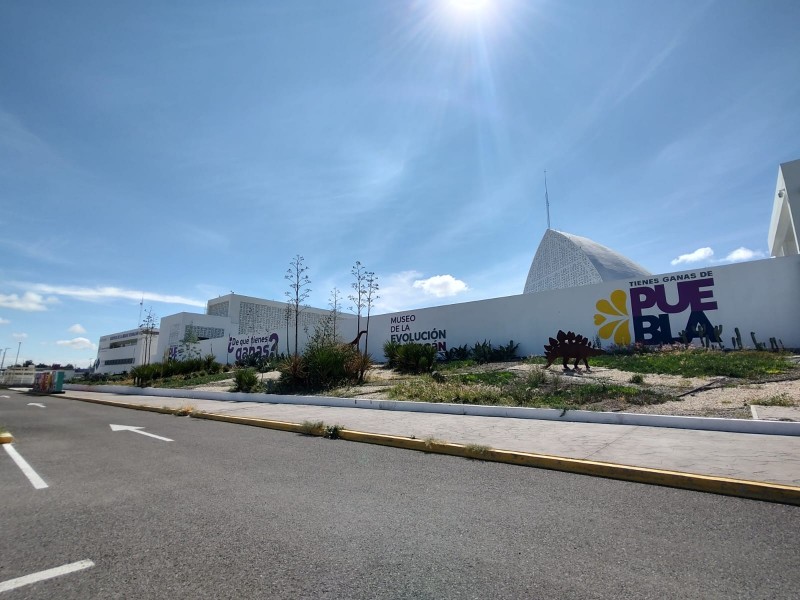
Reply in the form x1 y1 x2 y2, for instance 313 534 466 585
523 229 652 294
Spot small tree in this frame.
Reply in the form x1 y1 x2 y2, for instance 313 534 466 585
349 261 367 351
285 254 311 357
328 287 342 342
364 272 379 354
283 304 292 356
139 307 158 366
179 325 201 361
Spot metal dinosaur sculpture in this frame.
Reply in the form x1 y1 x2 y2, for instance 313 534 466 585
346 330 368 348
544 330 605 372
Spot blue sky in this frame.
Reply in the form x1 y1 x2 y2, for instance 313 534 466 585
2 0 799 367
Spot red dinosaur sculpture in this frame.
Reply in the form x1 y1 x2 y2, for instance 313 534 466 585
544 330 604 372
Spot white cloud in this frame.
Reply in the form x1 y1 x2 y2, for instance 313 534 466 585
0 292 59 311
412 274 469 298
0 317 9 325
670 247 714 266
374 271 470 313
68 323 87 334
22 283 205 307
12 332 28 340
56 337 96 350
722 247 764 263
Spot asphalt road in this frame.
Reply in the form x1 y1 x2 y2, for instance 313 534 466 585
1 389 799 599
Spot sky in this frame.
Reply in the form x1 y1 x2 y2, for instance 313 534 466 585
1 0 799 367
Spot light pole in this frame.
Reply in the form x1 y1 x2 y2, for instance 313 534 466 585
14 341 21 367
0 347 9 370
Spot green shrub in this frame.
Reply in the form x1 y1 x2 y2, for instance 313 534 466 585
383 341 400 368
277 342 369 391
444 344 471 361
395 343 437 374
232 368 260 393
304 343 360 389
472 340 494 364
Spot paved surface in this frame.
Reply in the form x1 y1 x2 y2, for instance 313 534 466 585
60 390 800 487
2 391 799 599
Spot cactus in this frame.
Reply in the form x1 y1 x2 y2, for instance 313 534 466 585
695 323 711 348
731 336 736 348
751 331 766 351
710 324 724 348
779 339 786 351
734 327 743 350
769 337 779 352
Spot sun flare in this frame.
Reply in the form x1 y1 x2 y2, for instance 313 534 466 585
449 0 491 11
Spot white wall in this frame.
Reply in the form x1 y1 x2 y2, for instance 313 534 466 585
150 255 800 366
365 255 800 359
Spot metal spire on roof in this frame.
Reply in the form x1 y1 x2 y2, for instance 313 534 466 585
544 170 551 230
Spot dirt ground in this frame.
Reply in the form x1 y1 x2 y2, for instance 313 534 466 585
190 361 800 420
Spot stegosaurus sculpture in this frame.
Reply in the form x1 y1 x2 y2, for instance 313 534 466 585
544 330 605 372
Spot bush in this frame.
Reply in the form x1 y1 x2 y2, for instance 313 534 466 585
395 343 437 374
442 340 519 364
278 343 370 391
232 368 260 393
278 355 308 389
304 343 360 389
383 341 400 368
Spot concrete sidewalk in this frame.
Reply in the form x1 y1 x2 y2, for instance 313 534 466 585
60 390 800 491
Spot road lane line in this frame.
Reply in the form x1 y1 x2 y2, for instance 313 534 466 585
0 560 94 593
3 444 48 489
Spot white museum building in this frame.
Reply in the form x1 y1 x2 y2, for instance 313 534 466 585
95 159 800 374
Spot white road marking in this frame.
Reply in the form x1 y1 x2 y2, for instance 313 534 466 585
0 395 10 398
3 444 48 489
27 403 46 408
109 424 173 442
0 559 94 593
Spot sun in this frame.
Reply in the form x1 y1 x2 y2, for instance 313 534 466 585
449 0 491 11
447 0 493 17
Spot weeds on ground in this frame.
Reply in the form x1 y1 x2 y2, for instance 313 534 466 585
152 372 232 389
174 403 197 416
323 424 344 439
423 436 444 448
449 371 517 386
592 349 794 379
299 420 325 436
752 393 795 407
628 373 645 384
387 368 668 410
464 443 491 456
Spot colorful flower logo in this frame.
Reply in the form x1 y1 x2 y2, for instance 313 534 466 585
594 290 631 345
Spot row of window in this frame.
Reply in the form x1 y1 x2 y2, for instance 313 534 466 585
104 358 135 366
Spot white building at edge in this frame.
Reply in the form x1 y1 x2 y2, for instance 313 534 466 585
95 159 800 374
94 327 160 375
155 294 355 367
768 158 800 257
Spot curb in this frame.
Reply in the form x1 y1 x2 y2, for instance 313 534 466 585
63 394 800 506
63 384 800 436
0 433 13 444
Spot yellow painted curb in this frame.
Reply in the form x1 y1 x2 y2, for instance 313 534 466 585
63 395 800 505
338 430 800 506
63 394 184 416
0 433 14 444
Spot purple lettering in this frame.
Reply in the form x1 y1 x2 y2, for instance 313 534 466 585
630 286 657 317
